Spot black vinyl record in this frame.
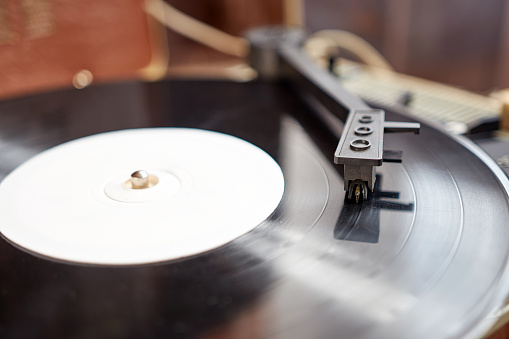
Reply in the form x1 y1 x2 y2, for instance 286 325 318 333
0 79 508 339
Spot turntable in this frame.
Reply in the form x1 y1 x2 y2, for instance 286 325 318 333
0 3 508 339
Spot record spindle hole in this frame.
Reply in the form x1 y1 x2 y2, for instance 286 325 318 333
125 170 159 189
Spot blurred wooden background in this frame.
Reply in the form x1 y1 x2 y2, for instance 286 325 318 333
3 0 507 96
305 0 509 93
164 0 283 67
166 0 509 93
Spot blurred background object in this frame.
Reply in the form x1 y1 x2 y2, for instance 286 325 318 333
162 0 509 93
0 0 168 100
304 0 509 92
3 0 509 96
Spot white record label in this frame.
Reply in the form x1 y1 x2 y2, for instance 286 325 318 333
0 128 285 265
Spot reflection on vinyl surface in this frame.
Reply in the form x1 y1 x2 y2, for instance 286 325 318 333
334 174 415 244
0 80 508 339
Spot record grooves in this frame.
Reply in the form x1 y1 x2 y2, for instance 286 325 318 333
0 80 508 339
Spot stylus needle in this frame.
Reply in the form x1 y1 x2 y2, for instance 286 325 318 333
355 185 361 204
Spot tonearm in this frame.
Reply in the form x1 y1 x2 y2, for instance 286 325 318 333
246 26 421 203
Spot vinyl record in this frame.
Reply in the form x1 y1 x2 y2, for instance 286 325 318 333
0 80 507 339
